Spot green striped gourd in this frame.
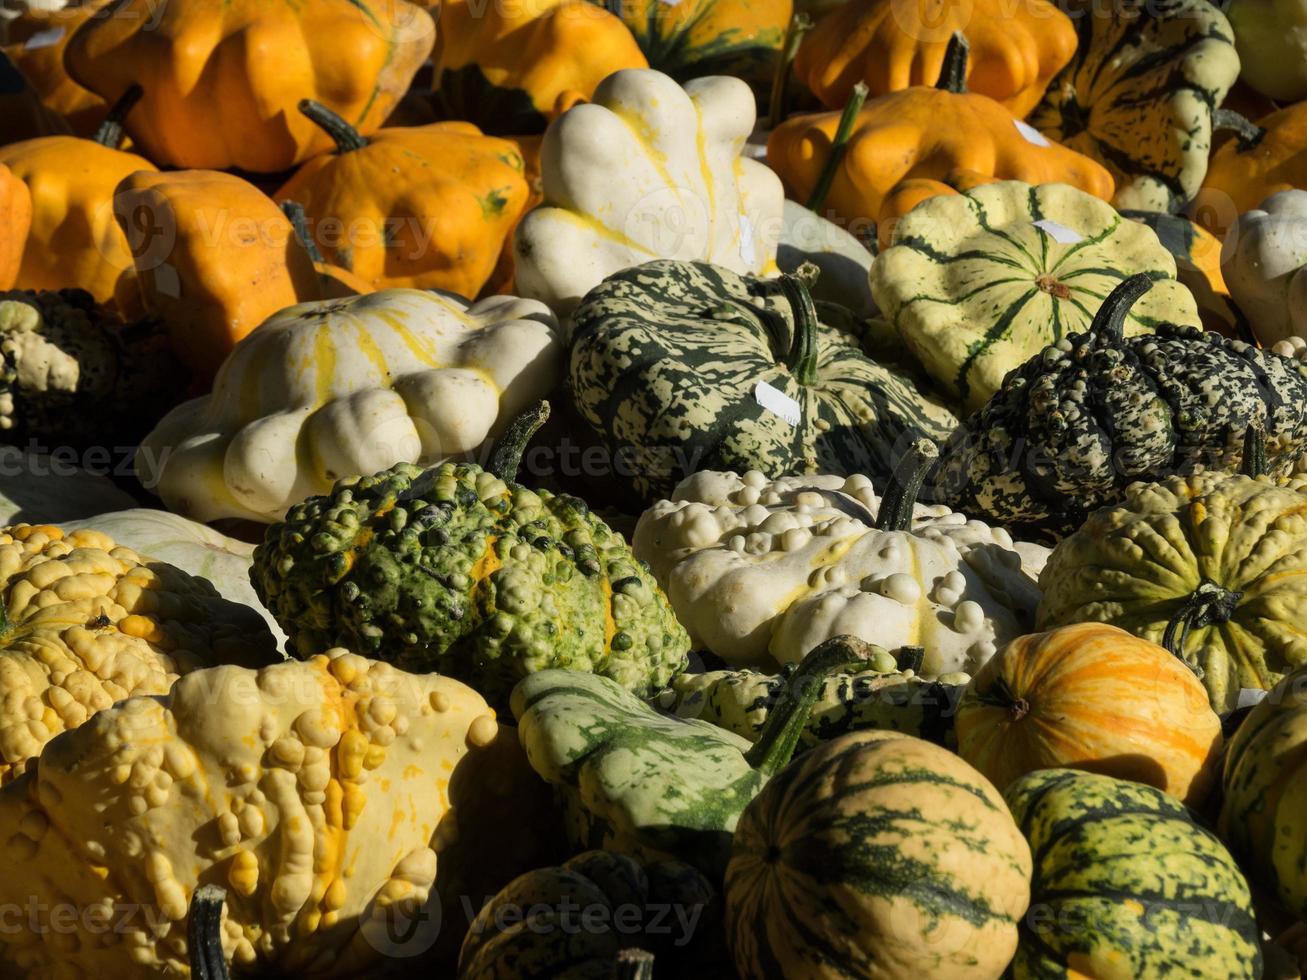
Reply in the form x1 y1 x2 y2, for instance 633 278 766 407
1005 768 1261 978
725 729 1032 979
568 260 957 504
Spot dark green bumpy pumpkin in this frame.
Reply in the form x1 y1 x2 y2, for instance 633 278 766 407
1004 768 1261 978
936 273 1307 535
251 402 689 711
568 260 957 504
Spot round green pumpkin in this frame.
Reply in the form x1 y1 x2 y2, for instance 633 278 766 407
1005 768 1261 978
724 729 1032 979
935 273 1307 534
568 260 956 504
1220 665 1307 921
870 181 1199 413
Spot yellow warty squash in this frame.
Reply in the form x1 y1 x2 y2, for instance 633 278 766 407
0 523 276 785
63 0 436 172
0 650 505 977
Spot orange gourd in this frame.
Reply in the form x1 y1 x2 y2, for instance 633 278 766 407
0 87 155 312
2 2 110 137
955 623 1224 808
274 102 530 300
769 34 1114 228
113 170 320 379
0 163 30 289
875 171 998 249
795 0 1077 117
64 0 436 172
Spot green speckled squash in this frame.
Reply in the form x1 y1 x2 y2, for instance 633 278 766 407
870 181 1199 413
937 274 1307 535
1220 664 1307 921
725 729 1031 978
1005 768 1261 979
569 260 957 505
1028 0 1241 212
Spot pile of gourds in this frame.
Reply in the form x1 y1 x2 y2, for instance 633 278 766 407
1 0 1307 976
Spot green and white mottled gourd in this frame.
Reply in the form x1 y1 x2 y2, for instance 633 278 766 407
569 260 956 504
1005 768 1262 979
633 452 1047 672
870 180 1199 413
511 634 878 881
664 639 966 748
725 729 1032 979
937 274 1307 535
1028 0 1241 212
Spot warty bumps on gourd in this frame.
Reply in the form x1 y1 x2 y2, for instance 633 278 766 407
252 403 689 711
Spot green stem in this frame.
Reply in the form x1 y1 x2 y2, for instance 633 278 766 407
92 84 143 149
767 9 814 130
1090 274 1155 344
281 201 325 266
1212 108 1266 152
298 99 369 154
188 885 230 980
1241 421 1267 479
613 949 655 980
1161 579 1243 675
875 440 939 531
780 273 821 385
805 82 868 214
935 32 969 93
745 634 875 773
488 401 550 483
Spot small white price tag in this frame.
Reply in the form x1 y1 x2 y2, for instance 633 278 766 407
755 381 801 427
23 26 65 50
738 213 757 266
1033 219 1084 245
1236 688 1269 710
1014 119 1051 147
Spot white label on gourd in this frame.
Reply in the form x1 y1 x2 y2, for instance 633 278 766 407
1236 688 1269 709
1033 219 1084 245
755 381 801 427
1014 119 1052 147
23 26 65 50
738 213 757 266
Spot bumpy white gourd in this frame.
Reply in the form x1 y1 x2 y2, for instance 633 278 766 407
0 651 502 978
633 469 1047 673
512 68 784 319
1225 190 1307 347
136 288 561 523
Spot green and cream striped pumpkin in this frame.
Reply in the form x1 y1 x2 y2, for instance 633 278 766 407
1220 664 1307 921
870 181 1199 413
1028 0 1241 213
1005 768 1261 978
569 260 957 504
725 729 1032 979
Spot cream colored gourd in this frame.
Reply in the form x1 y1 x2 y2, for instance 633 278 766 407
1224 190 1307 347
512 68 783 318
137 288 561 524
0 451 136 523
632 452 1047 673
0 651 501 977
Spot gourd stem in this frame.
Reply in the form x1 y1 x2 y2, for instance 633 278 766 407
188 884 231 980
92 84 143 149
488 401 550 483
976 675 1030 720
781 271 822 385
767 9 814 129
935 32 969 93
1162 579 1243 674
895 646 924 673
745 634 875 774
1241 422 1267 479
875 440 939 532
281 201 325 266
612 949 655 980
1212 108 1266 152
1090 274 1155 344
805 82 868 214
298 99 370 154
